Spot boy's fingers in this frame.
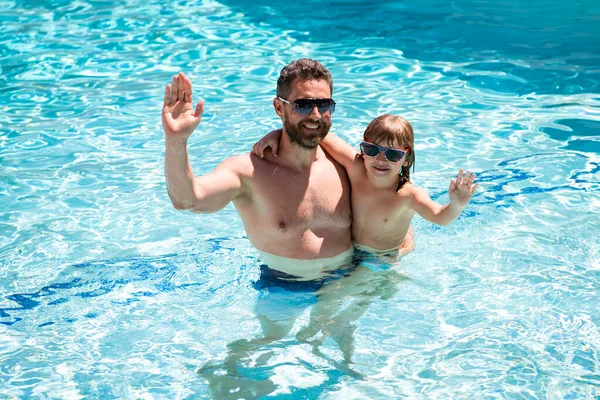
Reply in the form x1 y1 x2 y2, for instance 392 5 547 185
449 179 456 191
456 169 464 184
272 141 278 157
254 142 265 158
471 183 479 193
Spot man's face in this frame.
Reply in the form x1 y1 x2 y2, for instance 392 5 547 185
276 79 332 149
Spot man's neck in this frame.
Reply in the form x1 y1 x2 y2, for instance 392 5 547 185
277 130 322 171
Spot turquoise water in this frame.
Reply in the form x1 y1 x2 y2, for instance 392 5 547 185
1 0 599 398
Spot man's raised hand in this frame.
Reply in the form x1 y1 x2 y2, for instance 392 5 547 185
162 72 204 141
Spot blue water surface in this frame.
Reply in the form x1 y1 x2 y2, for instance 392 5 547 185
1 0 599 398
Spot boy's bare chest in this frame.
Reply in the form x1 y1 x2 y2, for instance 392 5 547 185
351 185 414 247
355 189 408 219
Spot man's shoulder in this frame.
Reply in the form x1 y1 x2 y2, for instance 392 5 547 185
218 152 279 177
217 153 254 174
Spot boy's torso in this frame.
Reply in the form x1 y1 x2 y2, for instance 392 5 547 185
350 169 415 251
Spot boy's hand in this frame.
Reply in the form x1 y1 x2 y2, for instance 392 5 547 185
448 169 478 207
162 72 204 141
252 129 283 158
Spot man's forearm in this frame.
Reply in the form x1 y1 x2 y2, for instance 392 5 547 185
165 139 197 210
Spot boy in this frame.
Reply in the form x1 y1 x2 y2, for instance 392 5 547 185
253 114 478 259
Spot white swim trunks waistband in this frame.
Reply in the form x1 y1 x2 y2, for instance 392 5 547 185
256 248 354 281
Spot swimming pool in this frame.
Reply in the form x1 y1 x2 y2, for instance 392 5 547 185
1 0 599 397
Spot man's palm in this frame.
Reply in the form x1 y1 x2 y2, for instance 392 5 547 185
162 72 204 139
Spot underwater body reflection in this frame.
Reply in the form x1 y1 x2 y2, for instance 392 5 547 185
198 254 410 399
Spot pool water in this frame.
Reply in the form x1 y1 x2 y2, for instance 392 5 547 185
1 0 599 398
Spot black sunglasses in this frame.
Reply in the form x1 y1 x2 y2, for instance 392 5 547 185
360 141 408 163
277 97 336 115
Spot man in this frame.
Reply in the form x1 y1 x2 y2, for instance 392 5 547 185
163 59 355 278
164 59 413 390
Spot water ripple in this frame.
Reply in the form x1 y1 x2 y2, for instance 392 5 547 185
1 0 599 397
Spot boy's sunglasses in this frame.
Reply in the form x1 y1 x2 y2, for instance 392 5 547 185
277 97 336 115
360 141 408 163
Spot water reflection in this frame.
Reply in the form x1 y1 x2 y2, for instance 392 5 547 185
198 262 409 398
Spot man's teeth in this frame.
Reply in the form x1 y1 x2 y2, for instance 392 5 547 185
304 123 319 129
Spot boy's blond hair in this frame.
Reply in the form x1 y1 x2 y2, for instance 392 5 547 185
363 114 415 190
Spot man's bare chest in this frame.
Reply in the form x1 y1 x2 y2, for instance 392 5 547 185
265 172 344 213
238 163 351 231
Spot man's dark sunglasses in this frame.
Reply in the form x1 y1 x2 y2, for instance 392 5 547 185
277 97 336 115
360 141 408 163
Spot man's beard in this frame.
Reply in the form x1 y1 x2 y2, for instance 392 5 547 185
284 117 331 149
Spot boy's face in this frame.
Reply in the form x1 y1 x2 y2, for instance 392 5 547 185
361 138 409 182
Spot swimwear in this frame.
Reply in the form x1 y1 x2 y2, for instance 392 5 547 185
352 242 402 271
353 242 400 258
252 258 357 322
255 247 354 281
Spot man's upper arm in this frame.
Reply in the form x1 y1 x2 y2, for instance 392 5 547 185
191 156 249 213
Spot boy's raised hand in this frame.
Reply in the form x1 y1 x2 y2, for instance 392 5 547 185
448 169 478 207
252 129 283 158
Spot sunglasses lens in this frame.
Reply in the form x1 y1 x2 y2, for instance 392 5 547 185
361 143 380 157
362 142 406 162
317 100 335 114
386 149 405 162
293 99 335 115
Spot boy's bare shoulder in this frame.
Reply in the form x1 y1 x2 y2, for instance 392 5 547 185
346 154 366 176
397 182 425 198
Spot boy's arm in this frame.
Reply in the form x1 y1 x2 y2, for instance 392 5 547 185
252 129 282 158
397 225 415 257
408 170 478 226
320 133 360 171
252 130 359 170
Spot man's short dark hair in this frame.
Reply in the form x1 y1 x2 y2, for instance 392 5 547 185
276 59 333 99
